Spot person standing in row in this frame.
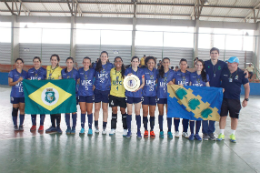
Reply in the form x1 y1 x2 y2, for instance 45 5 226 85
93 51 114 134
8 58 28 131
27 57 46 132
45 54 63 134
78 57 95 135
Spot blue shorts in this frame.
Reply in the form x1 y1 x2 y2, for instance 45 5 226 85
157 98 167 104
94 89 109 103
10 97 24 104
142 96 156 106
79 96 94 103
126 97 141 104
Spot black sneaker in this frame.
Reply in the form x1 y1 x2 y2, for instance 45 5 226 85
203 134 209 140
14 125 19 131
18 125 24 131
209 133 216 140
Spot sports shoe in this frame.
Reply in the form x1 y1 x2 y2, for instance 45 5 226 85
150 131 155 138
30 125 36 132
144 130 149 138
217 133 225 141
109 129 116 136
203 134 209 140
159 131 164 139
175 131 180 138
102 129 106 135
122 129 128 137
167 132 173 139
71 128 75 135
189 134 194 140
14 125 19 131
18 125 24 131
230 134 236 143
66 127 71 134
45 126 57 133
57 127 62 134
136 131 142 139
126 131 132 138
79 128 85 134
38 125 44 132
182 132 189 138
95 127 99 134
194 134 202 141
209 133 216 140
88 129 93 136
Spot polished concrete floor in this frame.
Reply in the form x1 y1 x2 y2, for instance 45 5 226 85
0 86 260 173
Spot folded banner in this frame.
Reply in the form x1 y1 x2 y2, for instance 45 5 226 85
167 85 223 121
23 79 77 114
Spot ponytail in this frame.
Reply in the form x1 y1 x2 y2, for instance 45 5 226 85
159 57 170 78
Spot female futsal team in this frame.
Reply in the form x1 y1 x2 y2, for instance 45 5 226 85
8 51 211 141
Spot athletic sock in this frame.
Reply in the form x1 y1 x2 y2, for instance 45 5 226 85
19 114 25 126
158 115 163 132
103 121 107 130
143 116 148 131
150 117 155 131
87 113 93 129
167 118 172 132
81 113 86 129
231 130 236 135
56 114 61 128
94 120 98 128
111 113 117 129
72 113 77 129
220 129 225 134
31 114 36 126
174 119 180 132
183 119 189 133
127 115 132 132
65 113 70 128
190 121 194 134
136 115 141 132
196 121 201 134
122 113 127 130
40 114 45 125
51 115 56 127
12 108 18 126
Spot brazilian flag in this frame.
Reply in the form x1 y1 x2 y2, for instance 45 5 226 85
23 79 77 114
167 85 223 121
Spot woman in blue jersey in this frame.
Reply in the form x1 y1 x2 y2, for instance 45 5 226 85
94 51 114 134
142 56 158 138
8 58 28 131
78 57 95 135
61 57 80 135
172 58 191 138
189 59 209 141
124 56 145 138
27 57 46 132
157 57 175 139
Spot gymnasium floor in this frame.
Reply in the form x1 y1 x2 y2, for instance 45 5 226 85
0 86 260 173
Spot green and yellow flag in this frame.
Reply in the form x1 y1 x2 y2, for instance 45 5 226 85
23 79 77 114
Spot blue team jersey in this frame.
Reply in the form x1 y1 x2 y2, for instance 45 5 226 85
78 68 95 96
61 68 79 95
143 68 158 97
204 60 227 87
220 68 248 100
93 62 114 91
27 67 46 80
157 69 175 98
124 67 144 98
190 72 210 87
8 69 28 98
173 70 191 86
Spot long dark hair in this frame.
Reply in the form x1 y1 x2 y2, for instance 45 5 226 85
196 59 208 82
159 57 170 78
95 51 108 73
145 56 156 67
50 54 60 67
114 56 125 79
65 57 74 73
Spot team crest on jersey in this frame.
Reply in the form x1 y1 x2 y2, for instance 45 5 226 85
218 66 221 70
208 66 210 68
235 75 238 80
45 88 56 103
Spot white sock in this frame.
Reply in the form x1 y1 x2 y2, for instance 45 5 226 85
231 130 236 135
220 129 225 134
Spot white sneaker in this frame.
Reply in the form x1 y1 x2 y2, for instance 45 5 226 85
102 129 107 135
123 129 127 137
175 131 180 138
95 127 99 134
182 132 189 138
109 129 116 135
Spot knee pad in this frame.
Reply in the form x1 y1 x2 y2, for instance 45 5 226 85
12 107 18 117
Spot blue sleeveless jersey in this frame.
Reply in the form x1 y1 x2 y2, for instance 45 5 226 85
27 67 46 80
157 69 175 98
93 62 114 91
8 69 28 98
190 72 209 87
124 67 143 98
142 68 158 97
78 68 95 96
173 70 191 86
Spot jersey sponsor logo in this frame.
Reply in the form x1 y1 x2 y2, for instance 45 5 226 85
224 74 228 77
81 80 92 90
45 88 56 104
177 81 189 86
98 74 108 83
192 83 204 87
16 82 24 92
146 80 156 91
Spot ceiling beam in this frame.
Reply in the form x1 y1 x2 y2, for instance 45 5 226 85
245 2 260 23
66 0 74 16
3 0 17 15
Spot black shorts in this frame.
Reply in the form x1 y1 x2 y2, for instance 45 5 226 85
220 98 241 119
109 95 126 108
